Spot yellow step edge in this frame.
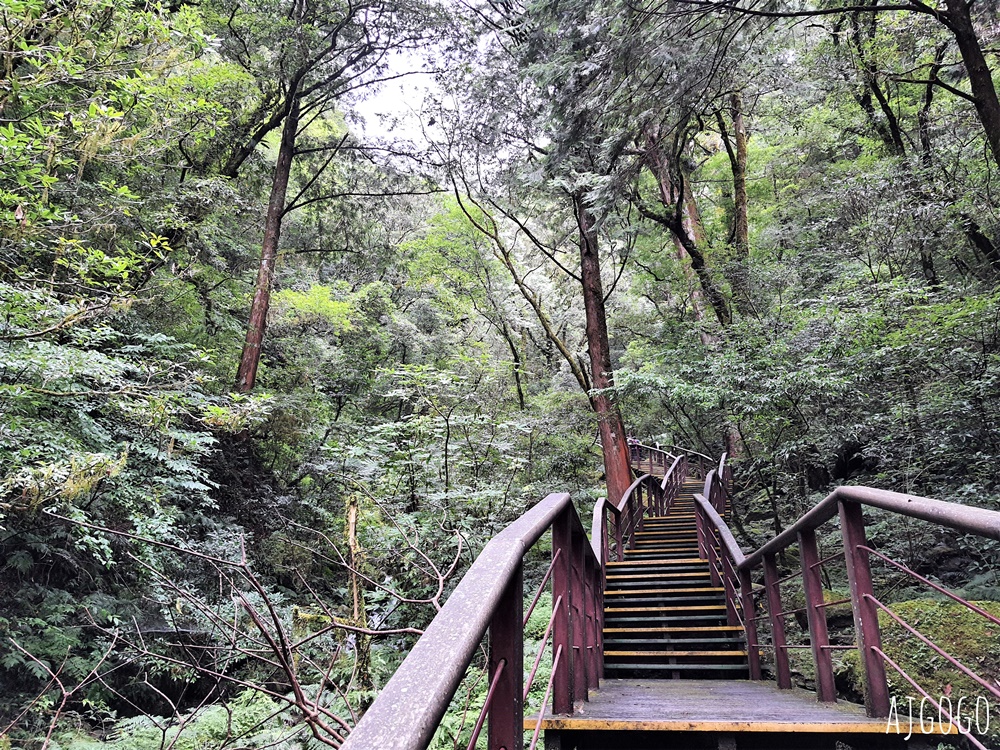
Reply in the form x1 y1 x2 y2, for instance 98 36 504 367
603 625 742 633
523 718 956 734
604 650 749 658
605 587 724 596
605 605 729 613
606 572 710 580
605 558 704 566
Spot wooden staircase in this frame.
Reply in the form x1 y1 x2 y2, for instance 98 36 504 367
346 445 987 750
603 479 750 679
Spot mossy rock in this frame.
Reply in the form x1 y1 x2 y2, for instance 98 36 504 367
839 598 1000 743
788 587 855 631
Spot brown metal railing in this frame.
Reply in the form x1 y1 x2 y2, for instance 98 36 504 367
693 469 1000 749
342 492 602 750
596 454 687 564
650 443 714 479
627 441 677 478
345 441 715 748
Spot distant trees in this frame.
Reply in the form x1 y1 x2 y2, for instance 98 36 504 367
669 0 1000 172
4 0 1000 743
206 0 438 391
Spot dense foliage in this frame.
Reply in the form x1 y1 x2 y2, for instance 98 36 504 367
2 0 999 745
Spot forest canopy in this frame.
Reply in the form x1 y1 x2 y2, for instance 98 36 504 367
1 0 999 744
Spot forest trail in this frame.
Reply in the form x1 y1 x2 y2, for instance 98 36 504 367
333 446 998 750
602 479 750 679
526 471 924 749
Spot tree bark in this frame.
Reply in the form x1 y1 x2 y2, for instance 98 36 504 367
234 94 300 392
730 94 749 266
346 494 372 692
574 195 633 505
718 94 751 315
945 0 1000 171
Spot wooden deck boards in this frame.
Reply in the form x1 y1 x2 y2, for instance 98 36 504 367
525 679 959 734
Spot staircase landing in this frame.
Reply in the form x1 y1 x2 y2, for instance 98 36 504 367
526 678 935 734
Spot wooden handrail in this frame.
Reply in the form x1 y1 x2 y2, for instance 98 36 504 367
614 473 650 514
658 444 714 463
693 463 1000 734
591 497 606 562
693 490 745 567
660 455 684 491
740 485 1000 570
343 492 602 750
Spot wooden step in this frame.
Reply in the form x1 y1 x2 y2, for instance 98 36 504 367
623 552 703 560
604 625 743 634
606 571 710 581
603 615 730 625
606 558 703 566
630 549 700 555
604 604 728 613
605 587 724 596
609 602 727 611
636 523 697 530
603 662 749 673
604 637 745 647
624 550 701 558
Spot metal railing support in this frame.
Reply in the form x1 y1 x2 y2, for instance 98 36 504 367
552 508 575 714
763 552 792 689
721 553 740 627
738 568 762 680
570 521 588 701
489 563 523 749
840 500 891 717
798 529 836 702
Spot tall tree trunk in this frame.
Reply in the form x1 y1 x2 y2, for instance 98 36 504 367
728 93 750 314
498 318 527 409
946 0 1000 171
346 494 372 692
574 194 633 505
235 95 300 392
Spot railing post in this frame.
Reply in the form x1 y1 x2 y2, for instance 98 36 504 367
763 552 792 689
840 500 891 717
721 554 739 626
627 493 637 551
798 529 836 702
601 505 610 565
570 521 588 701
694 500 707 561
636 483 644 534
738 568 762 679
489 561 523 750
614 508 623 561
705 525 722 587
584 550 601 685
552 508 575 714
